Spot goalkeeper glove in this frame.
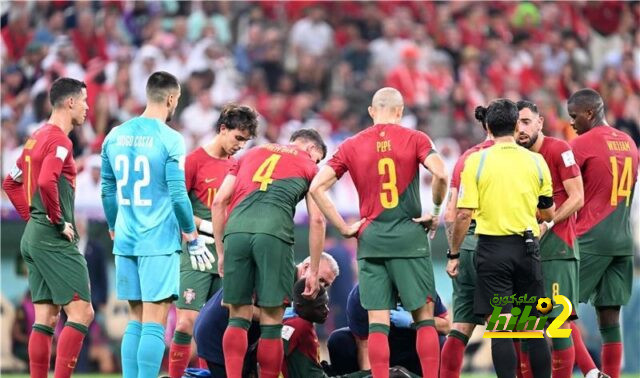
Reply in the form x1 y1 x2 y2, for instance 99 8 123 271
187 236 216 271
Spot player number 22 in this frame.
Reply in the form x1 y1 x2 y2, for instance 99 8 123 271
253 154 281 191
115 154 152 206
610 156 632 207
378 157 399 209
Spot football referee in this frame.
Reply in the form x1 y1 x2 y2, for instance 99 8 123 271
447 99 555 378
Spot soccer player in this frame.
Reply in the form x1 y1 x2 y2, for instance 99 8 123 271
2 77 93 378
212 128 328 378
449 99 554 378
310 87 448 378
516 100 585 378
568 89 639 378
193 253 340 377
168 104 258 378
439 106 494 378
327 284 450 377
101 71 213 378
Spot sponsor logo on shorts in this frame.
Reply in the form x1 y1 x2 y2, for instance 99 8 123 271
183 288 196 304
484 294 573 339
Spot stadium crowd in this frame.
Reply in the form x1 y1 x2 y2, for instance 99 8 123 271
1 0 640 376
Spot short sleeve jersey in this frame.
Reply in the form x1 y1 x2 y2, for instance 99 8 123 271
182 147 235 271
537 137 581 259
101 117 187 256
225 144 318 244
327 124 436 258
281 316 325 378
14 124 77 249
570 126 639 256
458 142 553 237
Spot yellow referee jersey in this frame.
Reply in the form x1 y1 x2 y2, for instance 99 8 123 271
457 142 552 237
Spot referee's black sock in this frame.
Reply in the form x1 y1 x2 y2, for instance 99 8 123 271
527 337 551 378
491 337 517 378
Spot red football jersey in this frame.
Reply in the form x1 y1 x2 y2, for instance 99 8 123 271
3 123 76 225
224 143 318 243
537 136 581 247
570 126 639 255
450 139 495 190
327 124 435 258
184 147 235 219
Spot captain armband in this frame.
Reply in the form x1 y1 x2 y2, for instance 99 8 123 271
537 196 553 209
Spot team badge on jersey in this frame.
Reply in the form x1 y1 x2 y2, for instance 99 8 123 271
183 288 196 304
561 150 576 167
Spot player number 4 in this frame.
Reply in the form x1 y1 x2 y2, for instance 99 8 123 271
115 154 152 206
253 154 281 191
610 156 632 207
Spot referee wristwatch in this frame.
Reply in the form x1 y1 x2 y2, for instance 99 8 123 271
446 249 460 259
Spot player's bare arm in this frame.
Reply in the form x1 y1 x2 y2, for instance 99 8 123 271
309 165 365 237
447 208 473 278
443 188 458 247
211 173 236 277
541 176 584 236
303 193 325 299
413 153 449 238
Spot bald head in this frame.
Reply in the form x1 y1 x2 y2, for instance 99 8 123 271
371 87 404 109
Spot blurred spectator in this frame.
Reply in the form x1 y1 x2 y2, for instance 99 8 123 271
289 6 334 58
71 9 108 67
369 19 410 74
75 155 103 212
386 44 430 108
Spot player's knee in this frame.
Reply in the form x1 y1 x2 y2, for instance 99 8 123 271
67 301 95 325
175 316 196 333
452 322 475 337
596 306 620 327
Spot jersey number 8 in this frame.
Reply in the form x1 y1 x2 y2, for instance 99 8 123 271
378 157 399 209
115 154 152 206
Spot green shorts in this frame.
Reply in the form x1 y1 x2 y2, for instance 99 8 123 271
452 248 484 325
177 252 221 311
222 233 295 308
541 259 579 318
20 239 91 305
358 256 436 312
579 253 633 306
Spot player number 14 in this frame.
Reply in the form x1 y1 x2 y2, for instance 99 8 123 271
610 156 632 207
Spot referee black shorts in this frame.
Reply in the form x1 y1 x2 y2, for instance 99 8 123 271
474 234 545 317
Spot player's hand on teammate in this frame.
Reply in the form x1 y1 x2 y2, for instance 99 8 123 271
340 218 365 238
187 235 216 272
302 272 320 299
412 213 439 239
446 258 459 278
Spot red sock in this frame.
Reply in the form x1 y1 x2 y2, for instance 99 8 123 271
602 342 622 378
222 326 248 378
168 341 191 378
439 336 466 378
29 326 53 378
552 347 575 378
514 341 524 378
54 323 87 378
368 332 390 378
257 338 283 378
198 357 208 369
416 325 439 378
571 322 596 374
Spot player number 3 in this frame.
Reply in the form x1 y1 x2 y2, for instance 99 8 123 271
378 157 399 209
115 154 152 207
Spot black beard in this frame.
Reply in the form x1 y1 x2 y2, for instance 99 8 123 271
518 133 538 149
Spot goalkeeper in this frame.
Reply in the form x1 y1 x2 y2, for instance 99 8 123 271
100 71 215 378
168 104 258 378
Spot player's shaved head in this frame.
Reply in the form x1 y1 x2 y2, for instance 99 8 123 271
371 87 404 109
146 71 180 104
568 88 604 115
